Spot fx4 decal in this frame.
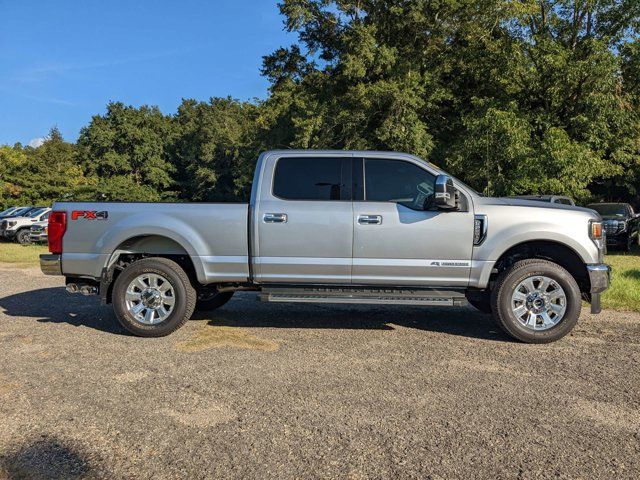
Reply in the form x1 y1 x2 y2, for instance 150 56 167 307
71 210 109 221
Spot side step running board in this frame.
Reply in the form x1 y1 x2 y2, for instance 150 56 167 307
259 287 468 307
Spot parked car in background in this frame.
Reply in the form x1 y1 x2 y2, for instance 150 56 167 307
1 207 51 244
0 206 33 220
509 195 576 206
29 221 49 244
0 206 28 219
586 203 640 252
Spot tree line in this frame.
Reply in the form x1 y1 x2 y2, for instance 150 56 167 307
1 0 639 209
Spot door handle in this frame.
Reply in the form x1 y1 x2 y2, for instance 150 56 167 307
263 213 288 223
358 215 382 225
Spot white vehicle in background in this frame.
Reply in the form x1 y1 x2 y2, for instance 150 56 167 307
1 207 51 244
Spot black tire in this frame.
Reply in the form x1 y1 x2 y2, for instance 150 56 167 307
112 257 196 337
491 259 582 343
196 290 234 311
16 229 31 245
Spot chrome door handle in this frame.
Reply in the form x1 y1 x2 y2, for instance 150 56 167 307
263 213 288 223
358 215 382 225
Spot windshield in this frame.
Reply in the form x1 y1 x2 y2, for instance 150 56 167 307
8 207 31 217
588 204 627 217
26 208 46 218
0 208 17 216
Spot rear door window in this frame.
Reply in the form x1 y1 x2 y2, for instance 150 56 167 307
273 157 352 201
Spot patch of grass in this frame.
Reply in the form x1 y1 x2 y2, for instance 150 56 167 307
0 242 48 267
174 325 278 352
602 249 640 312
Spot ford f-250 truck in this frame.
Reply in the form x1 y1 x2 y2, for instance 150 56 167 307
40 150 611 343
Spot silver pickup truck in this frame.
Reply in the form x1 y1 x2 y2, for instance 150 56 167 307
40 150 610 343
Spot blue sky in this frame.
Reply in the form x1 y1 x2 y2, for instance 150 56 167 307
0 0 294 146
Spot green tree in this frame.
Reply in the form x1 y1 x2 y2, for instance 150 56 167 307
0 128 91 208
77 102 176 201
262 0 640 199
0 143 29 209
173 98 261 201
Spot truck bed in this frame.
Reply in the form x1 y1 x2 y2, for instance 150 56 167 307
55 202 250 283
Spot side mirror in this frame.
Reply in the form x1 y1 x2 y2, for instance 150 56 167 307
434 175 458 210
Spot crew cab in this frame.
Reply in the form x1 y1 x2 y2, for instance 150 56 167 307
40 151 611 343
586 203 639 252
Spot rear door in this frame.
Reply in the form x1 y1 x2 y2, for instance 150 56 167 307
254 155 354 284
352 157 474 286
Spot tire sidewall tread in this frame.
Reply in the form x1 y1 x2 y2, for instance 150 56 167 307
112 257 196 337
16 230 31 245
491 259 582 344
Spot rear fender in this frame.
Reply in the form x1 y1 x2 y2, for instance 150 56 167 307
98 214 208 283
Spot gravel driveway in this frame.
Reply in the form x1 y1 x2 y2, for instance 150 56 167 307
0 264 639 479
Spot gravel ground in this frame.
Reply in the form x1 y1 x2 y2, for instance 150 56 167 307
0 264 639 479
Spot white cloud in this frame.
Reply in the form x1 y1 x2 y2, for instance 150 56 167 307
28 137 45 148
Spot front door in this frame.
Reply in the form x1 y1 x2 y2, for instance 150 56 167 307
255 155 353 284
352 158 474 286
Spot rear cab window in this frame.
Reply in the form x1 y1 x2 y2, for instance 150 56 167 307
272 157 352 201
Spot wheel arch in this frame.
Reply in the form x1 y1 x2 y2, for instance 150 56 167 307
101 234 204 305
491 240 591 294
97 217 209 283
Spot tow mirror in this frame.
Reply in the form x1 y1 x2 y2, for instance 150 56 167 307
434 175 458 210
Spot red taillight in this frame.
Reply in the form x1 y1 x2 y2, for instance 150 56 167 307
48 211 67 254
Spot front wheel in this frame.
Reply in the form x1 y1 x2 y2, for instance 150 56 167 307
16 229 31 245
112 257 196 337
491 259 581 343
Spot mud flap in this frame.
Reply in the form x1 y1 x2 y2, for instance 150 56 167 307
590 293 601 314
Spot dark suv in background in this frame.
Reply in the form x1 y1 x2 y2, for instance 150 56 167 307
587 203 640 251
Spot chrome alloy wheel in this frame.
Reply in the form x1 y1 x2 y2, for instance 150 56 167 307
125 273 176 325
511 275 567 331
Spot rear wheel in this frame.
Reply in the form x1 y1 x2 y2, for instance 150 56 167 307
16 229 31 245
112 257 196 337
491 259 581 343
